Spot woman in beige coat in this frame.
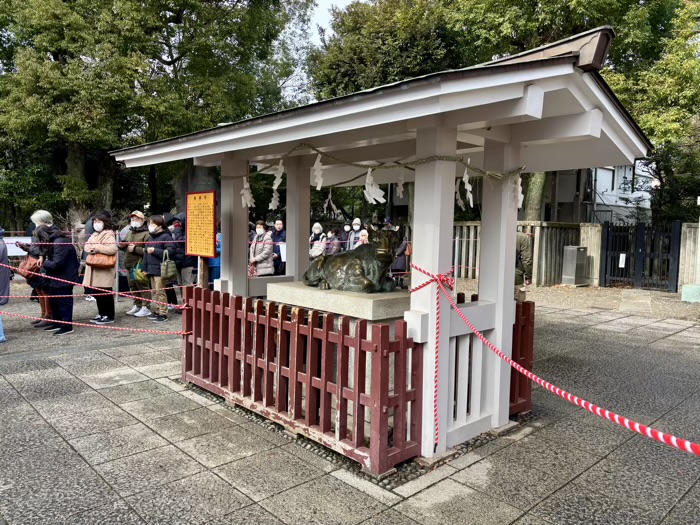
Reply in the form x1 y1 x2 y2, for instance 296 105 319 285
83 212 118 324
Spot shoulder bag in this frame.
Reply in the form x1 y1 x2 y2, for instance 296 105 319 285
160 251 178 280
86 252 117 269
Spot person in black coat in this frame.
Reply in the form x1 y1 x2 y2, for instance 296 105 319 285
271 218 286 275
142 215 175 322
39 226 80 335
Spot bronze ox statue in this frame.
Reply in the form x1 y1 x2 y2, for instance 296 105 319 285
303 228 400 293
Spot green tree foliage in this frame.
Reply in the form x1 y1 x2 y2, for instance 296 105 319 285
0 0 312 223
309 0 682 99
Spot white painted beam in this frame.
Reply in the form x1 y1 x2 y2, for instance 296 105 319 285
508 109 603 145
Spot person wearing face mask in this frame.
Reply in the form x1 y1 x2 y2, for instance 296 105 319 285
142 215 175 322
309 222 327 261
270 218 286 275
325 227 341 256
346 218 362 250
83 212 118 325
249 220 275 277
118 211 151 318
339 221 352 251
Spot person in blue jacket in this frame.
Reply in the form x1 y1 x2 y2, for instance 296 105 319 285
209 224 222 286
39 225 80 335
271 218 286 275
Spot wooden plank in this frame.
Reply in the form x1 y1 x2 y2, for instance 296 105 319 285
336 316 350 441
320 313 334 434
241 297 253 397
305 310 320 428
369 323 390 475
276 304 290 413
211 290 221 384
263 301 277 407
289 308 304 420
393 321 407 450
352 320 367 448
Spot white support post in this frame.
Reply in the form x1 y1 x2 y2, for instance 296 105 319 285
408 126 457 457
479 140 520 429
219 154 249 296
285 157 311 281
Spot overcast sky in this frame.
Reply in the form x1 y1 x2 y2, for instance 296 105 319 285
310 0 355 44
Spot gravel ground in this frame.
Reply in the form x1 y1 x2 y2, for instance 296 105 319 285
457 279 700 321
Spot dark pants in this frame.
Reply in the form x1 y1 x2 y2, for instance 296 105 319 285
94 287 115 320
49 286 74 328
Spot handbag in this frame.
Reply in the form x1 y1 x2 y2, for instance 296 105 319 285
129 261 150 286
18 255 41 278
160 251 178 280
86 252 117 269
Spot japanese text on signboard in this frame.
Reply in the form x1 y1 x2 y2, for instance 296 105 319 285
186 191 216 257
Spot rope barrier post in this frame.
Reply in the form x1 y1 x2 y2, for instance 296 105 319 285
408 126 458 457
480 143 520 429
199 256 209 290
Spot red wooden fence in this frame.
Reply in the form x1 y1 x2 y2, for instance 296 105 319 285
182 286 423 476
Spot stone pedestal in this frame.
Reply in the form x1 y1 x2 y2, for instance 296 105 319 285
266 281 410 321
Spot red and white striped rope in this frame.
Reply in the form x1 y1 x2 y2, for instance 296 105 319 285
0 263 184 309
16 239 187 246
0 310 189 336
0 284 186 299
410 262 700 457
409 263 455 452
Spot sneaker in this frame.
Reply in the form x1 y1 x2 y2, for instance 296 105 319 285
44 324 62 331
54 327 74 336
30 319 42 325
85 296 96 302
134 307 151 318
153 315 168 322
147 313 159 320
89 315 102 324
93 317 114 325
34 321 53 328
126 305 140 316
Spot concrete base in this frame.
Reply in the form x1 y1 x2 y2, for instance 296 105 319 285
415 449 459 469
267 281 411 321
681 284 700 303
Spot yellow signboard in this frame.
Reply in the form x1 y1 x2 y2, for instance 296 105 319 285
186 191 217 257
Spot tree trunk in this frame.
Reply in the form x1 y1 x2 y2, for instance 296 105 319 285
148 164 159 213
523 172 547 221
64 142 89 217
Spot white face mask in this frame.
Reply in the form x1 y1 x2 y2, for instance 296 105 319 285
148 225 157 234
256 228 264 235
344 225 351 232
93 222 104 232
352 224 360 231
130 220 142 229
168 225 175 232
327 232 333 238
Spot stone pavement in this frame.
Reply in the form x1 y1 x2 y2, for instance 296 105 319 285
1 305 700 524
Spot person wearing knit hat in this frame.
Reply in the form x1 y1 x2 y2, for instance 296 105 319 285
346 218 362 250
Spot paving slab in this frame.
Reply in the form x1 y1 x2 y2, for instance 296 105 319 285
146 406 237 442
0 442 119 525
214 447 324 502
55 500 146 525
261 475 387 525
98 379 174 404
50 404 138 439
126 472 251 525
95 444 204 497
451 453 568 511
118 351 177 368
531 481 658 525
69 422 168 465
394 478 521 525
135 361 181 379
534 416 632 457
661 483 700 525
31 390 114 420
79 367 150 389
102 343 167 359
360 509 420 525
394 464 457 498
331 469 402 506
574 458 687 520
177 425 276 468
281 442 339 473
205 504 284 525
120 392 201 420
0 401 64 454
53 353 124 376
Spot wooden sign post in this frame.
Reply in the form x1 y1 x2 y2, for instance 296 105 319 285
186 191 217 288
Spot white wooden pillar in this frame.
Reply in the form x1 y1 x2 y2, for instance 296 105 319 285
218 154 249 296
405 126 457 457
479 141 520 429
285 157 310 281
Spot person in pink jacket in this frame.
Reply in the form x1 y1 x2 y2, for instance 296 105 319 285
83 212 118 324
